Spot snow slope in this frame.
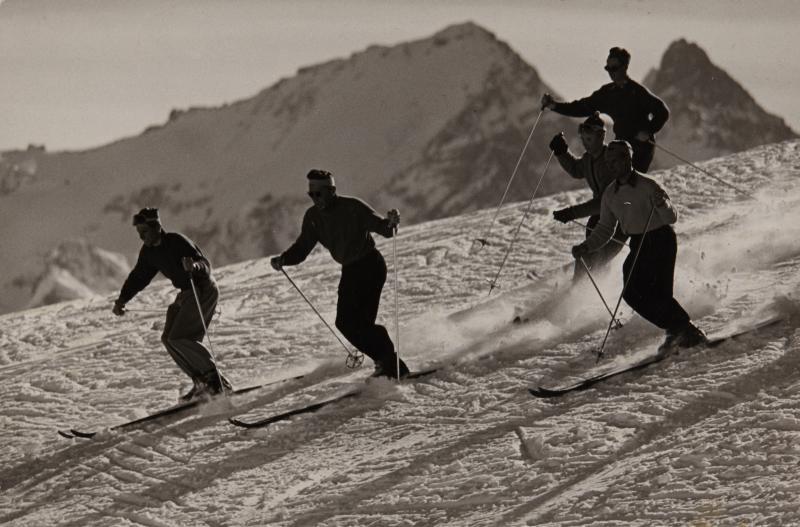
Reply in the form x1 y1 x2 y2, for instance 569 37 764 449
2 139 800 526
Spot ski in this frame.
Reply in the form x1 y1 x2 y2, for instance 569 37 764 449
229 368 438 429
58 374 307 439
528 315 783 398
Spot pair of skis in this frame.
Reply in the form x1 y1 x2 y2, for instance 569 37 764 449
528 315 783 398
58 369 438 438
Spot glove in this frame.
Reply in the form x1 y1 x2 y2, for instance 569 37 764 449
652 189 669 208
553 207 575 224
181 256 201 273
270 255 284 271
549 132 568 155
541 93 555 110
112 300 126 317
387 209 400 230
571 243 589 259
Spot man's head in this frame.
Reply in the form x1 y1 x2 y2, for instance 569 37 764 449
605 47 630 84
578 112 606 154
605 140 635 182
307 169 337 210
132 207 163 247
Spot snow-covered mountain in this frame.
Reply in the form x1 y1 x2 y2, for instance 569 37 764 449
2 29 795 315
26 239 130 309
2 140 800 525
644 39 797 168
0 22 574 314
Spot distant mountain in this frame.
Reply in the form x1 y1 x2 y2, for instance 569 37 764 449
26 240 130 309
2 30 797 314
644 39 797 167
0 22 576 313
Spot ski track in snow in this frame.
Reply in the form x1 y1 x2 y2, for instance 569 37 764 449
2 141 800 526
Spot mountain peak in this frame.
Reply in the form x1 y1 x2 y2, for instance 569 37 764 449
431 21 496 42
659 38 714 72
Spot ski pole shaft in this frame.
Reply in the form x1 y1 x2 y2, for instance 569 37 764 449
393 227 400 382
651 141 751 198
280 268 359 364
488 151 554 296
569 219 629 247
579 257 622 328
596 204 656 362
188 275 227 395
474 110 544 252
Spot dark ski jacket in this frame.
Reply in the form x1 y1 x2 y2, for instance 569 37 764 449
552 79 669 142
281 195 395 267
118 231 211 304
555 145 615 218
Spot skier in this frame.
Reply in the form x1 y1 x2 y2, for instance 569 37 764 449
571 141 707 351
270 169 409 379
112 207 232 401
541 47 669 172
549 112 628 279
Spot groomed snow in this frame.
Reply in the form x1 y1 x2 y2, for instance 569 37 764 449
2 140 800 526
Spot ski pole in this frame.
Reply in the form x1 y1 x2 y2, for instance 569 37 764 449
188 275 228 396
280 268 363 368
650 141 751 198
569 219 629 247
596 204 656 362
579 257 623 329
473 110 544 253
393 226 400 382
487 151 555 296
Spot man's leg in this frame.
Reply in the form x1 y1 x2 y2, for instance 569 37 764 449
622 226 690 331
165 281 230 391
630 139 655 173
161 296 197 380
336 251 408 377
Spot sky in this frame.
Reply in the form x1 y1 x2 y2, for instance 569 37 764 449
1 0 799 152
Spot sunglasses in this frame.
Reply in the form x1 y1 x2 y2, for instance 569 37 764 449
604 64 622 73
308 191 325 198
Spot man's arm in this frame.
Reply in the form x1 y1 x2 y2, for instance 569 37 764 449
280 211 319 266
117 252 158 305
173 233 211 278
641 84 670 135
358 199 395 238
550 88 603 118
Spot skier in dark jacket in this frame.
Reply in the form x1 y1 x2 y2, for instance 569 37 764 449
549 112 628 279
270 169 409 379
113 208 231 401
572 141 706 351
541 47 669 172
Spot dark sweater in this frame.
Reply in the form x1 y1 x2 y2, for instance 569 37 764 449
553 79 669 141
281 195 394 266
118 231 211 303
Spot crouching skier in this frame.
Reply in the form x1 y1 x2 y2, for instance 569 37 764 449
571 141 707 352
549 112 628 281
112 207 232 401
271 169 410 379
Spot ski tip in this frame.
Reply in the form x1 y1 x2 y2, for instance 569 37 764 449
528 387 565 398
70 429 98 439
57 429 74 439
228 417 250 428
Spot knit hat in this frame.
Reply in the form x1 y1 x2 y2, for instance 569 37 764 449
307 169 335 188
579 112 606 133
132 207 161 226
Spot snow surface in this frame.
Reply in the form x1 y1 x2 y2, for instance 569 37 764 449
2 140 800 525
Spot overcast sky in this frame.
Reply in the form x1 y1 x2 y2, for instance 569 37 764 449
1 0 798 151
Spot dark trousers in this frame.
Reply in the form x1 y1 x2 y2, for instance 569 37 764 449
574 214 628 280
629 138 655 173
622 225 690 332
161 279 221 382
335 250 403 373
